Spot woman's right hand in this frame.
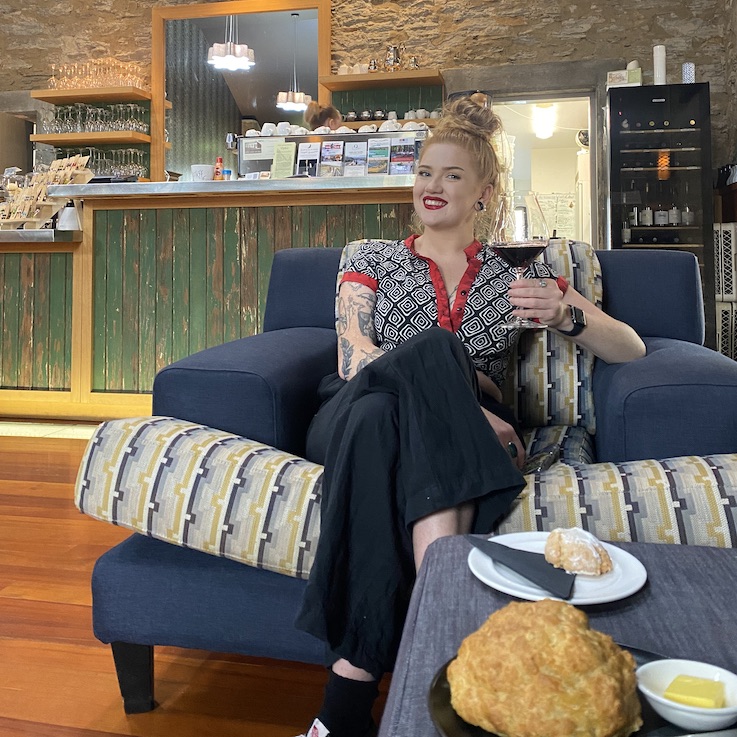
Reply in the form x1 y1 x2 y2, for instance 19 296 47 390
481 407 525 470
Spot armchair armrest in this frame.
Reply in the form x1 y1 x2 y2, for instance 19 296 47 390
593 337 737 462
152 327 337 456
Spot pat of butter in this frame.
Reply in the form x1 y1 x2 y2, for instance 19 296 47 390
664 675 726 708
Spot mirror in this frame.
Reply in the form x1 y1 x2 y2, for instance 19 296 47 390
151 0 331 181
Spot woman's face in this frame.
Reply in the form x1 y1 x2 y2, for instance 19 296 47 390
413 142 490 232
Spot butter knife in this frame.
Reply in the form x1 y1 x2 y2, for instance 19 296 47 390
466 535 576 600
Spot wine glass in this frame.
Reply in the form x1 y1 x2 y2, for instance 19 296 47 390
491 191 550 330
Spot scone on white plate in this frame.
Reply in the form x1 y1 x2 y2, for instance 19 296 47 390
544 527 613 576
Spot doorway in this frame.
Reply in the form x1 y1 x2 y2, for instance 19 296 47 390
494 96 591 243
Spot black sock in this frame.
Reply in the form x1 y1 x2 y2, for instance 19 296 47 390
315 671 379 737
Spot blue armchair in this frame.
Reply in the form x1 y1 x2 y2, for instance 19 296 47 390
87 245 737 714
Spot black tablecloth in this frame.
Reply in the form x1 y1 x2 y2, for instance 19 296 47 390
378 536 737 737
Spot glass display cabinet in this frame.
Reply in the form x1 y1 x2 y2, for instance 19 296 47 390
607 82 714 347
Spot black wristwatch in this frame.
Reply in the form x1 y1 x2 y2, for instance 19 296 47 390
557 305 587 336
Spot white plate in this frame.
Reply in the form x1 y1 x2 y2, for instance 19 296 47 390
468 531 647 605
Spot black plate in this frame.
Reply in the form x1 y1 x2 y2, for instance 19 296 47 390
428 645 685 737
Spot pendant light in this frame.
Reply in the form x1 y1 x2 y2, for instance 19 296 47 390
276 13 311 112
207 15 255 72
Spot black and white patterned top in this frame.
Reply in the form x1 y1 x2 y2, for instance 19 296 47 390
341 236 562 388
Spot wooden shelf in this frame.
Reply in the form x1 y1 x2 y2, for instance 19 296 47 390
319 69 444 92
31 132 152 146
341 119 437 130
31 87 153 105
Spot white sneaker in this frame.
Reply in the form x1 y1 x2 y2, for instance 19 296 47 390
296 717 331 737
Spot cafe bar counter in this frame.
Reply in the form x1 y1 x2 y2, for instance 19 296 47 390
0 177 414 422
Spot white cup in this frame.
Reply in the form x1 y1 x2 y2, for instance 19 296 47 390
245 129 260 137
387 110 398 120
430 110 441 119
415 108 428 119
191 164 215 181
261 122 276 136
360 64 369 74
338 64 350 75
358 124 378 133
352 63 362 74
405 109 417 120
276 121 291 135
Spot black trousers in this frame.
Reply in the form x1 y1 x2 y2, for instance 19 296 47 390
294 327 525 677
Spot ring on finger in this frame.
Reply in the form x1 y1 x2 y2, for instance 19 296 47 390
539 279 547 288
507 442 518 458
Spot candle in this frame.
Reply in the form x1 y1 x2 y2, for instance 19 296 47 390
653 45 666 85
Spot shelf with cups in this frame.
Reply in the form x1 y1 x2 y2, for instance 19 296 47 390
341 119 437 130
319 69 444 92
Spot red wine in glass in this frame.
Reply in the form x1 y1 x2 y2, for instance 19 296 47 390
492 240 549 329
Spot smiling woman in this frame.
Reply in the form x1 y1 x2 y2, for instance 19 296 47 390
149 0 331 181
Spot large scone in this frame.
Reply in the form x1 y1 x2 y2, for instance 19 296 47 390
447 600 642 737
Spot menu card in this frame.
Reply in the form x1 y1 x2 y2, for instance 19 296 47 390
295 142 320 177
343 141 368 177
389 136 416 175
367 138 390 175
319 140 345 177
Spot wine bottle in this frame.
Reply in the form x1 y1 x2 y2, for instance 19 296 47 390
640 182 654 226
627 180 639 226
621 221 632 244
654 183 668 226
668 193 681 225
681 181 696 225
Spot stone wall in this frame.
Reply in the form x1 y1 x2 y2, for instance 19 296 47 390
726 0 737 162
0 0 733 163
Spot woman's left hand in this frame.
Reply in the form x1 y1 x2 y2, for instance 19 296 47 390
507 277 567 329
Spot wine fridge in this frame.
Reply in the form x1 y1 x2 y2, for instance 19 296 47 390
607 82 714 347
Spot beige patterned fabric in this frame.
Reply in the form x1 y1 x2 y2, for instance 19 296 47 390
75 417 323 579
502 239 603 434
76 418 737 569
494 454 737 548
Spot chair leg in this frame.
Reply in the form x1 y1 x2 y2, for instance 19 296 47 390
110 641 158 713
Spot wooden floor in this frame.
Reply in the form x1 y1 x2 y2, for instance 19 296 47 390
0 436 387 736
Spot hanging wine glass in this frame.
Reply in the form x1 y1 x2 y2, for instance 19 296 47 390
491 191 551 330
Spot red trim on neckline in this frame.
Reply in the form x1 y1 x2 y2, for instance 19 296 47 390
404 235 484 331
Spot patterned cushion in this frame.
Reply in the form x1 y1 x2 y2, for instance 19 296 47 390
77 418 737 565
494 453 737 547
503 239 603 434
524 425 595 466
75 417 323 579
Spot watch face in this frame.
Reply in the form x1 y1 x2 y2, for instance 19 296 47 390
571 306 586 327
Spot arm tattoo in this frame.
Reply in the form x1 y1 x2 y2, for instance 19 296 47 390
337 282 384 379
340 337 354 377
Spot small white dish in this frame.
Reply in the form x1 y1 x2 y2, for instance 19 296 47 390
402 121 421 130
358 124 377 133
245 129 260 137
313 125 331 134
637 659 737 731
379 120 401 132
335 126 355 134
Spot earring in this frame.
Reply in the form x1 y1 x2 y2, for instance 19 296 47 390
475 200 486 212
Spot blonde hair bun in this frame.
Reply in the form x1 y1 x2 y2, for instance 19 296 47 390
433 97 502 141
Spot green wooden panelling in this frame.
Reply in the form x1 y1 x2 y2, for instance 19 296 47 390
138 209 158 388
92 201 414 393
0 252 72 390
